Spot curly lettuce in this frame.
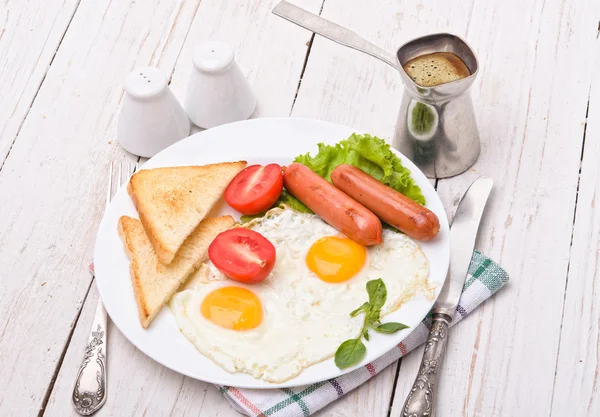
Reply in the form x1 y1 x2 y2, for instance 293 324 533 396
240 133 425 223
292 133 425 204
240 190 310 223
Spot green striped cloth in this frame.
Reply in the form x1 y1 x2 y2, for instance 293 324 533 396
218 251 509 417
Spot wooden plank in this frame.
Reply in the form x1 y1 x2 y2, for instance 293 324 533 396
0 0 205 415
390 1 600 416
0 0 80 166
290 0 472 415
32 2 599 417
313 363 398 416
550 40 600 416
43 285 240 417
290 0 600 415
291 0 474 137
42 0 322 415
168 0 323 116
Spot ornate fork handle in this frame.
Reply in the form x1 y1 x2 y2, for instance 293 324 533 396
72 301 107 415
403 313 451 417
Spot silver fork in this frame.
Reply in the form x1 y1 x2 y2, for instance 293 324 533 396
72 160 138 416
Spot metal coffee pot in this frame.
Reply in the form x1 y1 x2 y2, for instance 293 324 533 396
274 1 480 178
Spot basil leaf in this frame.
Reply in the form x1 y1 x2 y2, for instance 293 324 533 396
350 302 370 317
363 328 370 341
366 279 386 311
335 338 367 369
365 308 381 328
375 322 409 334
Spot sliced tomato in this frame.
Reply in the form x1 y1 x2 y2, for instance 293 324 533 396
208 228 276 284
224 164 283 215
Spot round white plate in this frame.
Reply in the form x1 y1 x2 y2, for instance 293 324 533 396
94 117 450 388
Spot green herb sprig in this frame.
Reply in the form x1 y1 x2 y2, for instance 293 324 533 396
334 279 409 369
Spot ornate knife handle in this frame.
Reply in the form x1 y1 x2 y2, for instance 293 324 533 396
72 301 107 415
403 313 451 417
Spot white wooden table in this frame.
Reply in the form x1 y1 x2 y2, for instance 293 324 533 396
1 0 599 416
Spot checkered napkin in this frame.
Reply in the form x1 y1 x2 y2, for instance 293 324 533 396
217 251 509 417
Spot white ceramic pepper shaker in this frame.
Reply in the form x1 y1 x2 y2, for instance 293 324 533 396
185 41 256 129
117 67 190 158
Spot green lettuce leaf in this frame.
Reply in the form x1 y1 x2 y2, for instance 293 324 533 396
276 189 311 213
240 213 265 224
240 191 310 224
294 133 426 205
248 133 425 221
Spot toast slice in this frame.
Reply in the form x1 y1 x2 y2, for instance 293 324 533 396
118 214 235 328
128 162 246 264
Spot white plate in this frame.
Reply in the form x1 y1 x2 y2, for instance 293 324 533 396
94 117 450 388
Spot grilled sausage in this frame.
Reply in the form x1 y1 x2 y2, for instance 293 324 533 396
330 164 440 241
283 163 382 246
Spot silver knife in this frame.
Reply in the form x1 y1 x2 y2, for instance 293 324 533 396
403 177 493 417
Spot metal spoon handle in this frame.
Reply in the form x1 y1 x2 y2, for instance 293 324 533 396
72 301 107 415
273 1 398 69
402 313 451 417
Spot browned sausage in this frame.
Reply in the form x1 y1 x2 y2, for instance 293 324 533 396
283 163 382 246
330 164 440 241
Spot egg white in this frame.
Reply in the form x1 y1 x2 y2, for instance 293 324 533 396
169 208 430 383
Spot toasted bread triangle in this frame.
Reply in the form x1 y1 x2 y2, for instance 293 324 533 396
128 162 246 264
118 215 235 328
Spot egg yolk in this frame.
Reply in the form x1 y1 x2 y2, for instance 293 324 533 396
201 287 263 331
306 236 367 283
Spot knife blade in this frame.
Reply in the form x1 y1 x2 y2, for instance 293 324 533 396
434 176 494 317
403 176 493 417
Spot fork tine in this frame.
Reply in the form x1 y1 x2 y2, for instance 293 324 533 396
106 162 113 207
117 161 123 189
123 160 129 185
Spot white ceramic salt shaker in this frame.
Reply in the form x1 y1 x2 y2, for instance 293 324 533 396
117 67 190 158
185 41 256 129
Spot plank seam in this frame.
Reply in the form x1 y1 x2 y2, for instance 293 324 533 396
548 89 593 417
167 377 187 416
167 0 203 84
33 0 195 407
389 179 440 414
38 278 95 417
0 0 83 174
288 0 326 115
387 359 402 417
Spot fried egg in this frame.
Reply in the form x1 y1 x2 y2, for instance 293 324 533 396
169 208 430 382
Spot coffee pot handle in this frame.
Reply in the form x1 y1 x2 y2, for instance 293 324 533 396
273 1 399 70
